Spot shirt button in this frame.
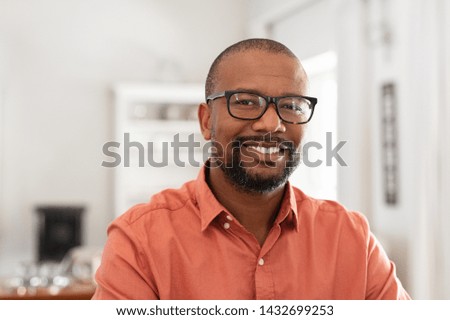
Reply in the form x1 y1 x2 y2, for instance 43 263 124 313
226 215 233 221
223 222 230 230
258 258 265 266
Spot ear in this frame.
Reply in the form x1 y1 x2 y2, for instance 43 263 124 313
198 102 212 140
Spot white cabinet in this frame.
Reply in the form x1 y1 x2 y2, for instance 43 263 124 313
112 83 205 217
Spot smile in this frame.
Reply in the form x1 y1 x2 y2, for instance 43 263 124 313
247 145 281 155
240 142 289 164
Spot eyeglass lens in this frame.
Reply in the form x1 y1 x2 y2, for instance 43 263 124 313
229 92 312 123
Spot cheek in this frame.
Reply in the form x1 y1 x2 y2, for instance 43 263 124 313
212 127 237 155
211 122 249 159
211 108 245 141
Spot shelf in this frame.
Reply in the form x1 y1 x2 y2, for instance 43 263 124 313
117 119 200 134
112 83 204 217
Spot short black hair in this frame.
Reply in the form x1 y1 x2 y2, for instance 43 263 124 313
205 38 299 99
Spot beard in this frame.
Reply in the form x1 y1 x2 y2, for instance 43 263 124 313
210 134 301 194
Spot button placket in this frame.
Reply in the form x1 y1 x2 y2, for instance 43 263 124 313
255 254 275 299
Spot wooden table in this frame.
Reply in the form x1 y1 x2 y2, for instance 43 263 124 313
0 282 96 300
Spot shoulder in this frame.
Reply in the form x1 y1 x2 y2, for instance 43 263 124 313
111 180 198 231
292 186 369 238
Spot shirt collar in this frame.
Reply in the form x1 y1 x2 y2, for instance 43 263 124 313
276 181 300 232
195 166 228 232
194 165 300 232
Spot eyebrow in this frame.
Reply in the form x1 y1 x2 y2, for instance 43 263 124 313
233 88 304 97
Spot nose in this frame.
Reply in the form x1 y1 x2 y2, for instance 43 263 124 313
251 104 286 133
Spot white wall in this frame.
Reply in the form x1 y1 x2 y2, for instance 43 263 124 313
269 0 336 60
0 0 247 276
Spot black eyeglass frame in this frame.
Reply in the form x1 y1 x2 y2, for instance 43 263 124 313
206 90 318 124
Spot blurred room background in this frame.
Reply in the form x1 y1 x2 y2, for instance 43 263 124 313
0 0 449 299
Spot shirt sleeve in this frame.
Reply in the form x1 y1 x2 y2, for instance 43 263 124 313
361 216 411 300
92 219 159 300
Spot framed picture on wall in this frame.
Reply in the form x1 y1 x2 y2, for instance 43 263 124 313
381 83 399 205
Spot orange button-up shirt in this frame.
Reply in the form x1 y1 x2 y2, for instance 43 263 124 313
93 167 410 300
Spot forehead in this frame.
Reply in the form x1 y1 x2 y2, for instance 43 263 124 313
214 50 307 95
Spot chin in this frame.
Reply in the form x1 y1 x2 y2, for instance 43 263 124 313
216 139 300 193
222 163 293 194
243 164 285 178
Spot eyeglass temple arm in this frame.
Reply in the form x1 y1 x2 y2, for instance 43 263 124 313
206 91 226 102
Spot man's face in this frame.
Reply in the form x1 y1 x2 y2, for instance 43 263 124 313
201 50 308 193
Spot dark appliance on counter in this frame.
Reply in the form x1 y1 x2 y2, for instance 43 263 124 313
36 205 85 262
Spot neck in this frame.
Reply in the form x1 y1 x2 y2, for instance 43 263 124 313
206 166 286 245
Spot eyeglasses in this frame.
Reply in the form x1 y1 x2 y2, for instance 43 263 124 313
206 90 318 124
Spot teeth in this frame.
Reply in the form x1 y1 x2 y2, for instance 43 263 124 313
248 145 280 154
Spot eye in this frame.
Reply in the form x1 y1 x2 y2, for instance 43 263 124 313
277 97 313 124
237 99 256 106
231 93 263 107
280 101 306 113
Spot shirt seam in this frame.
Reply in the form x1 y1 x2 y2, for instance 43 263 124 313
124 196 195 226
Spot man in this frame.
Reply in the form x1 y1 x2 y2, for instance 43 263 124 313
93 38 410 299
